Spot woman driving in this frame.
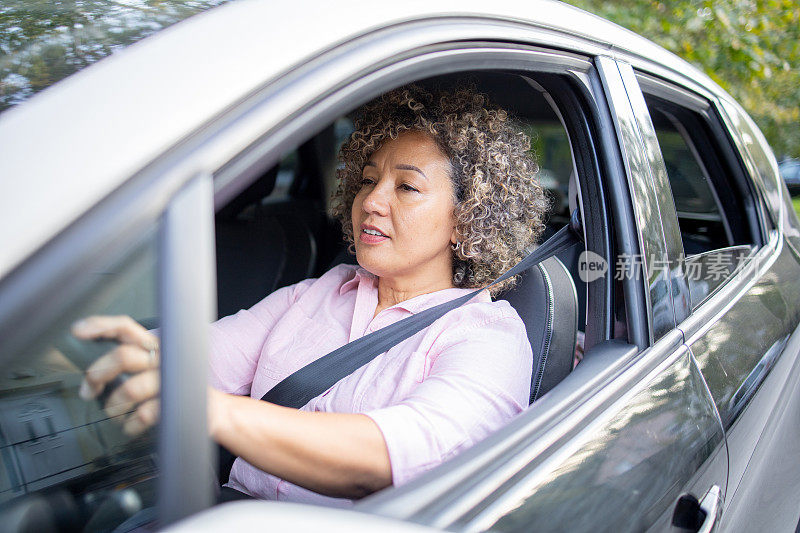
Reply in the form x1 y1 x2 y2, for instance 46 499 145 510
71 84 549 505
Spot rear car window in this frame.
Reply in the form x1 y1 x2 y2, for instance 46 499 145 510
644 92 761 308
650 109 730 254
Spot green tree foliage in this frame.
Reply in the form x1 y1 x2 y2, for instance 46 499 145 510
566 0 800 159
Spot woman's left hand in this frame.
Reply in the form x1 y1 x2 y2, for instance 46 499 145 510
207 390 392 499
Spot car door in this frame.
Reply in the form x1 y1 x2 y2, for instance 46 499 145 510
0 4 741 533
700 99 800 532
620 66 800 531
145 32 726 531
16 9 732 532
0 172 216 531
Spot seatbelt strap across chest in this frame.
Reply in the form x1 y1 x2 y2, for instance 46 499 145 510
261 213 582 408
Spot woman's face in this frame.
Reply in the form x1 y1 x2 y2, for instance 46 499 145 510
352 130 458 284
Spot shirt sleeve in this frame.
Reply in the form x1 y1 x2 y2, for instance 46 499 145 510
208 279 315 395
363 315 533 485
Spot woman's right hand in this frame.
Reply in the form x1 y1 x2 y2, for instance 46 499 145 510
71 315 161 436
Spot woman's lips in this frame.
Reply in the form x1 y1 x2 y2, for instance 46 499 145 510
360 229 389 244
360 224 389 244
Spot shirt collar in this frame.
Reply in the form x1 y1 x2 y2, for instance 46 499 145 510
339 266 376 295
338 266 491 313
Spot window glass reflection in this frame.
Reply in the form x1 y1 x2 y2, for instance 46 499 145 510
0 231 160 532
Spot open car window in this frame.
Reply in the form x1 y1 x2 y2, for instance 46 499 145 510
213 70 592 351
202 34 654 524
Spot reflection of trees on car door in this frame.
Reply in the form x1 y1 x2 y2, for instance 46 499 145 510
628 69 800 530
482 344 725 533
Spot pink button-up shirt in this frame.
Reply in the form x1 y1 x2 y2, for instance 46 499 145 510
208 264 533 506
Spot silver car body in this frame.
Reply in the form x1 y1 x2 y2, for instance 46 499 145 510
1 1 798 532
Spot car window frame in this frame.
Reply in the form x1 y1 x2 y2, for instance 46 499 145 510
717 97 783 234
194 33 658 525
212 44 624 350
597 58 677 346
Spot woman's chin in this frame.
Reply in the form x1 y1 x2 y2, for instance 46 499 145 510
354 256 381 277
354 249 392 278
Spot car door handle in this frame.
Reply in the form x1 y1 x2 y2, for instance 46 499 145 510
697 485 721 533
672 485 722 533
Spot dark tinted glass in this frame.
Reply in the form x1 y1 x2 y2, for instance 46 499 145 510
645 95 759 311
654 127 720 215
649 107 729 254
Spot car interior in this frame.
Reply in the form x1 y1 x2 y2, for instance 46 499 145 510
0 69 603 531
214 71 589 400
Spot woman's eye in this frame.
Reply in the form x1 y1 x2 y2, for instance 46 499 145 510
399 183 419 193
360 177 376 187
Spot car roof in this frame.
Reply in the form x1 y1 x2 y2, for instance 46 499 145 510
0 0 719 279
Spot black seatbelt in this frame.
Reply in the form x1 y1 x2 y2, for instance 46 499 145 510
261 213 583 408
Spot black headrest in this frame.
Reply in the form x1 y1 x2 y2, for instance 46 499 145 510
216 166 279 221
498 256 577 403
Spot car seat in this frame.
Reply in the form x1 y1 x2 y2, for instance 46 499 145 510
215 167 317 318
496 256 577 403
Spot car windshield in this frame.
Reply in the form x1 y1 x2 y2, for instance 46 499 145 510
0 0 231 114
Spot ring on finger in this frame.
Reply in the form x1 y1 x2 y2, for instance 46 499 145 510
142 340 159 366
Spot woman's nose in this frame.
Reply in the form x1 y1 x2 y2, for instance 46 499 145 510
361 182 391 216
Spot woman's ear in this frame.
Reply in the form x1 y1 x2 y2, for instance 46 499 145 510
449 206 459 245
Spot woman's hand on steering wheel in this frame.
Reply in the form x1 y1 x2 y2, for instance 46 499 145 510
71 315 160 436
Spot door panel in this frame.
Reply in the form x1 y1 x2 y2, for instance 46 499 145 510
617 65 800 526
718 320 800 531
463 343 726 533
686 241 800 424
685 238 800 515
